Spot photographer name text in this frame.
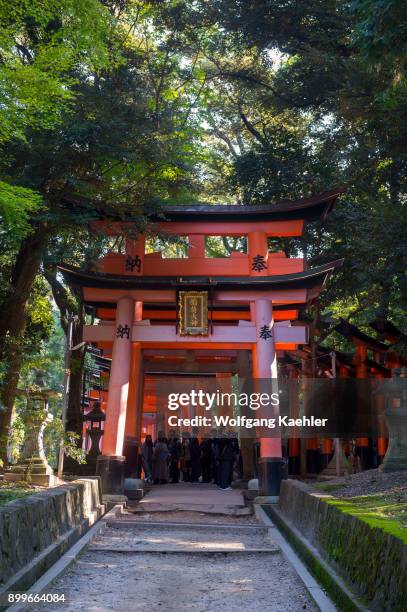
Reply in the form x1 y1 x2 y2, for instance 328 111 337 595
167 415 328 429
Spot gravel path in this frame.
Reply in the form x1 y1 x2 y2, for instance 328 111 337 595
25 516 317 611
26 552 316 611
317 468 407 498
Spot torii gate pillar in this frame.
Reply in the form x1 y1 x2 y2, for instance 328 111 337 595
97 296 134 495
253 298 287 499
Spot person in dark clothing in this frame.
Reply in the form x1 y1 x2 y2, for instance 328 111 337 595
181 431 192 482
210 429 220 484
219 434 236 490
189 427 201 482
230 433 241 480
152 436 169 484
200 436 213 483
168 430 182 483
141 435 153 483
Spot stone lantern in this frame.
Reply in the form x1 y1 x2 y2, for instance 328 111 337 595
377 368 407 472
81 401 105 475
5 383 59 486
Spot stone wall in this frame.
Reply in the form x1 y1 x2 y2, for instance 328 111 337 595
0 478 104 592
278 479 407 611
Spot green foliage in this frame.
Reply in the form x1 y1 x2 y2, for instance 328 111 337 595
352 0 407 84
205 236 247 258
146 234 189 258
0 0 118 142
21 277 56 375
8 413 25 464
160 0 407 340
64 431 86 464
44 418 86 468
0 181 43 245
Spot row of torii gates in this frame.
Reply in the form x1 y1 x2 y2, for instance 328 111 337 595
61 189 346 496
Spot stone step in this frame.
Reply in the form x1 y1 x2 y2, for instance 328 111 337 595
107 519 268 531
129 503 251 515
87 523 278 554
86 547 280 554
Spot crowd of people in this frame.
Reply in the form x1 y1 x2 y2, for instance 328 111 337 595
140 428 242 490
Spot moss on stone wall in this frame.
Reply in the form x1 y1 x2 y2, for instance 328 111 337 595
266 504 361 612
326 495 407 544
278 480 407 612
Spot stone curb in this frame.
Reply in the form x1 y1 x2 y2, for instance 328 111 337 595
259 504 369 612
5 505 123 612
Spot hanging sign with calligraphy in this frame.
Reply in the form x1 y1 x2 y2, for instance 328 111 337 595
178 291 209 336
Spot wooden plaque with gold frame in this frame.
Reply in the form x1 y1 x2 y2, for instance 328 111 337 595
178 291 208 336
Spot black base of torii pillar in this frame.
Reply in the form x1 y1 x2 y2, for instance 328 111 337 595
96 455 126 495
258 457 288 499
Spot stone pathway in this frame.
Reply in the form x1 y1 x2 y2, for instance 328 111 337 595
133 482 250 515
25 484 318 612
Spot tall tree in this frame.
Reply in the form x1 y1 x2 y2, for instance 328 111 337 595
0 3 206 458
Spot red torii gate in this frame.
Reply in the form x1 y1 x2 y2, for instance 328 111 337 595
60 188 343 496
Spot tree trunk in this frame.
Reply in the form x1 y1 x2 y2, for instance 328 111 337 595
66 319 86 440
62 316 86 475
0 345 24 465
0 223 48 344
45 268 85 471
0 223 49 464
